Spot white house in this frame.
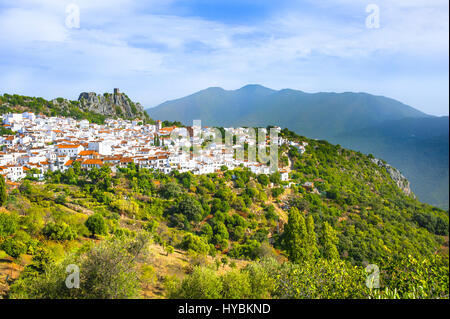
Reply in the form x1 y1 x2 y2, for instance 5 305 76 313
56 144 84 157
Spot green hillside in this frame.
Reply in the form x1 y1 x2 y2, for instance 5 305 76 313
0 92 150 123
1 129 448 299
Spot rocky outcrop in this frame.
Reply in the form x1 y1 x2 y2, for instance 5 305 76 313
77 90 146 119
371 158 415 197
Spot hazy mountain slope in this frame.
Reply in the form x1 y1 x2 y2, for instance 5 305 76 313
147 85 429 138
334 117 449 209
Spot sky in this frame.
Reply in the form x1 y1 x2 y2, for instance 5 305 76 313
0 0 448 115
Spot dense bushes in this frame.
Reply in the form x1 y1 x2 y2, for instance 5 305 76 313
180 233 211 254
0 212 18 238
169 267 223 299
412 211 449 236
43 222 78 241
178 196 204 222
0 237 27 258
169 255 449 299
8 235 150 299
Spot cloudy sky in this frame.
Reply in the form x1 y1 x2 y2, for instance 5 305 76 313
0 0 448 115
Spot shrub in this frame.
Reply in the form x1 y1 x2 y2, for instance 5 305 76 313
0 238 27 258
0 212 18 238
160 182 182 199
180 233 210 254
85 214 108 236
169 267 222 299
43 222 78 241
178 196 204 222
221 270 252 299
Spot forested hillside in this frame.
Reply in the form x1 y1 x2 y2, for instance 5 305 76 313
0 129 448 299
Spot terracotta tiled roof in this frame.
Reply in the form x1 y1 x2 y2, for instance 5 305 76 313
82 159 103 165
57 144 81 149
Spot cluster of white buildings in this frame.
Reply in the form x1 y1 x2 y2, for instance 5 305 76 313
0 112 306 183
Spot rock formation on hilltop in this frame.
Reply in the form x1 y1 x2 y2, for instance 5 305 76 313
78 88 147 119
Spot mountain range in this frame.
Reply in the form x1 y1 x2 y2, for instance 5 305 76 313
147 85 449 209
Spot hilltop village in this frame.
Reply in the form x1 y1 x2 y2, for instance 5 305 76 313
0 112 307 182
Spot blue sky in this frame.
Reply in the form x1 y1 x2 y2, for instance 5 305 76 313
0 0 448 115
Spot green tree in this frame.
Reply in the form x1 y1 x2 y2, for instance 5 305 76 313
0 175 7 206
85 214 108 236
306 215 319 260
143 219 158 233
180 233 210 254
200 223 213 241
178 195 204 223
320 222 340 260
169 267 222 299
283 208 308 263
1 238 27 258
257 174 270 186
221 270 251 299
42 222 77 241
160 182 182 199
8 234 150 299
0 212 18 238
164 245 174 256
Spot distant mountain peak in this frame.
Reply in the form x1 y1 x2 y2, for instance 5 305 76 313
238 84 272 90
203 86 225 92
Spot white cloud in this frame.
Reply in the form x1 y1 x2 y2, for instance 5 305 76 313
0 0 448 115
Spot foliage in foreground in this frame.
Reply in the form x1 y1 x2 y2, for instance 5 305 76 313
8 234 150 299
168 255 449 299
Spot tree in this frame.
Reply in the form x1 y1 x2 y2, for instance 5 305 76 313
8 234 150 299
271 187 284 198
178 195 204 223
283 208 308 263
168 266 222 299
180 233 210 254
89 165 112 191
200 223 213 241
85 214 108 236
0 175 7 206
243 258 277 298
160 182 182 199
143 219 158 233
140 264 157 289
164 244 174 256
305 215 319 260
43 222 77 241
221 270 251 299
1 238 27 258
320 222 340 260
289 197 310 212
257 174 270 186
0 212 18 238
